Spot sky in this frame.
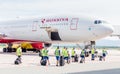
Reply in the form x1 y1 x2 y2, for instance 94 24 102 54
0 0 120 46
0 0 120 25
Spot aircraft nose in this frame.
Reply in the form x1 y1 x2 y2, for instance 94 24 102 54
94 23 114 38
103 24 114 35
104 24 114 35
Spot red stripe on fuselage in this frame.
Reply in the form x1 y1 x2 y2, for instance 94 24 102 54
0 39 38 43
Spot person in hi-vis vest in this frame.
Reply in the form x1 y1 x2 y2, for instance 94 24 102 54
16 45 22 63
54 46 60 66
71 48 76 62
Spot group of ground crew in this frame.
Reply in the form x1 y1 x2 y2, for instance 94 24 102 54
39 47 75 66
15 45 108 66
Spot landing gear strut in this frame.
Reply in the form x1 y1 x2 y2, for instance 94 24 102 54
76 41 96 57
84 41 96 50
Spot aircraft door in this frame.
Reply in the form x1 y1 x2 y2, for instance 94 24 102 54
32 21 38 31
70 18 79 30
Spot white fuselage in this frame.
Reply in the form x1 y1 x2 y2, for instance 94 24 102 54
0 15 114 43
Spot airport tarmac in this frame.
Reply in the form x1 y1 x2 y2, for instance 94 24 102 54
0 49 120 74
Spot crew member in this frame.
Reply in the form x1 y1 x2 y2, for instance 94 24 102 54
80 49 85 63
16 45 22 63
54 46 60 66
62 47 65 56
102 48 107 61
71 48 75 62
64 48 69 64
43 47 50 65
91 48 95 60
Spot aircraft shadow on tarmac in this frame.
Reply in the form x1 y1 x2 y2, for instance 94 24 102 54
68 68 120 74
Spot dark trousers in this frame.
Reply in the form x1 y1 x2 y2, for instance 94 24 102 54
92 54 94 60
18 55 22 63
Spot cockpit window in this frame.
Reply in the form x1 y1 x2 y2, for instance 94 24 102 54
98 20 102 24
94 20 103 24
94 20 98 24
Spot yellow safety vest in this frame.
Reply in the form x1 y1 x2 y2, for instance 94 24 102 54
16 47 22 56
71 49 75 56
44 49 48 56
81 50 85 56
41 49 45 56
64 50 68 57
102 50 106 54
91 48 95 54
55 49 60 56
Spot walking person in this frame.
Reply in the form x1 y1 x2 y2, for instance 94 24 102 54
42 47 50 65
16 45 22 63
71 48 75 62
64 48 70 64
54 46 60 66
91 48 95 60
80 49 85 63
102 48 107 61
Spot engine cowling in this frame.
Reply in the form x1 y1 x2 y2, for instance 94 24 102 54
31 43 52 50
31 42 44 50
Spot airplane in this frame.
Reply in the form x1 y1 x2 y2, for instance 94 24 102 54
0 14 114 52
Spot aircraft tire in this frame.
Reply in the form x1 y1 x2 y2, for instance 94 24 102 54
3 48 7 52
